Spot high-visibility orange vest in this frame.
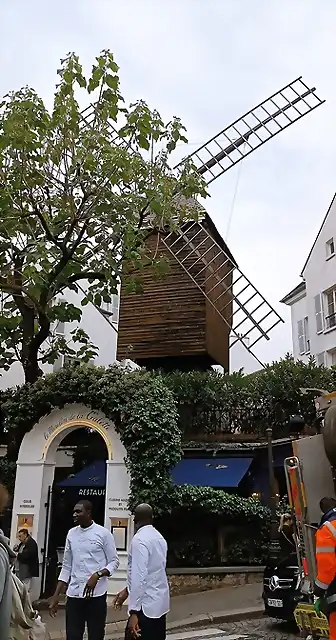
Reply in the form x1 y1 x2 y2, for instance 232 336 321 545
315 511 336 610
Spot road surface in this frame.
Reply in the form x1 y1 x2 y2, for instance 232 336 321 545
166 620 299 640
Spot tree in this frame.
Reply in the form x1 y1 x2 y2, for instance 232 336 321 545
0 50 207 383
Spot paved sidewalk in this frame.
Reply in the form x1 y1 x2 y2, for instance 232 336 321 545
43 581 263 639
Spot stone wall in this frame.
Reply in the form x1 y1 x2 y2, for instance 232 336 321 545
167 567 264 596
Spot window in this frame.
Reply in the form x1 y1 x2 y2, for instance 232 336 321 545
317 352 326 367
314 294 324 333
326 238 335 259
55 321 65 335
332 351 336 367
297 317 310 355
297 320 305 355
100 295 119 323
324 289 336 330
53 356 63 372
64 356 81 368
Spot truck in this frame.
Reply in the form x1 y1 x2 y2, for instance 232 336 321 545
284 388 336 638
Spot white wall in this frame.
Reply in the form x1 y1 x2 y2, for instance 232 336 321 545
284 195 336 368
289 292 309 363
62 288 118 369
303 197 336 366
0 288 119 390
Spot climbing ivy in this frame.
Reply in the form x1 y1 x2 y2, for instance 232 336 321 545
0 365 181 513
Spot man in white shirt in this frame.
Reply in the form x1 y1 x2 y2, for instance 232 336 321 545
114 503 169 640
49 499 119 640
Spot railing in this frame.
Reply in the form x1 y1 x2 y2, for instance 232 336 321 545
179 404 288 441
325 312 336 330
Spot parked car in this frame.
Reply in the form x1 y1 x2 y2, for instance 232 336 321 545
263 559 308 621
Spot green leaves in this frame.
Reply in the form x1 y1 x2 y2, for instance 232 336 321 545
164 357 336 439
0 49 207 383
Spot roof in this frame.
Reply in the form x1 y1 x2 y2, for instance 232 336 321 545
301 191 336 276
280 280 306 305
202 212 238 267
148 207 238 267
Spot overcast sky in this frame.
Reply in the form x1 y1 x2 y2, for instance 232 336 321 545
1 1 335 373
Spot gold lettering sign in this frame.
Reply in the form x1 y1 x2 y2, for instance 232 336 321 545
41 417 113 459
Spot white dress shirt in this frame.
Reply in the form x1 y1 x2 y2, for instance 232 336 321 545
59 522 119 598
127 524 169 618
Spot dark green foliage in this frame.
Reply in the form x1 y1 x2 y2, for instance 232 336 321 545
163 355 336 439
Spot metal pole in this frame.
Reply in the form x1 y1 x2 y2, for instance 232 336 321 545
266 426 280 560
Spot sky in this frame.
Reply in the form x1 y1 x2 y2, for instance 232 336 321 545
1 0 335 373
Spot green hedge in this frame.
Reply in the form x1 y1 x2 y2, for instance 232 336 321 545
163 356 336 438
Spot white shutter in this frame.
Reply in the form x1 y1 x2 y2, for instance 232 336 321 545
314 294 323 333
303 316 310 352
297 320 305 355
317 352 325 367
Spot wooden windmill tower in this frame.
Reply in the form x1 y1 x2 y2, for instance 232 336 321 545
83 77 325 371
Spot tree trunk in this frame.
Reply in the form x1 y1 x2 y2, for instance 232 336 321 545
23 357 43 385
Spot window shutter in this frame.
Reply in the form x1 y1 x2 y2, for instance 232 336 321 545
297 320 305 354
314 294 323 333
304 316 310 352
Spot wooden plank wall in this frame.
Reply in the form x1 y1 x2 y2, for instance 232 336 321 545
117 233 206 362
117 226 233 369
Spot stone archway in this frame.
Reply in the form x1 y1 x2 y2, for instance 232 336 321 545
11 403 131 596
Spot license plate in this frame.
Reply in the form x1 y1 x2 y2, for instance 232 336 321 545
268 598 283 608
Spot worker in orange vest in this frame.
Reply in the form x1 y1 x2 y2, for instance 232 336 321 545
314 497 336 638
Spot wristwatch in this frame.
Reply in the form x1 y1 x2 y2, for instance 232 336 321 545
96 571 104 579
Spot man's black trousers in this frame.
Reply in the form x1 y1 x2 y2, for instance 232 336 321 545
125 610 166 640
66 594 107 640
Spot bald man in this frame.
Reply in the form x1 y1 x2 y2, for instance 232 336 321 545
114 504 169 640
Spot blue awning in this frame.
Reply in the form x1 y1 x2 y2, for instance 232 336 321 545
57 460 106 487
171 457 253 488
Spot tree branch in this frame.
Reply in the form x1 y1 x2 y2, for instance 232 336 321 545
67 271 107 284
28 311 51 356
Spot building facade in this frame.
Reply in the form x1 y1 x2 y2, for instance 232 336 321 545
281 193 336 367
0 289 119 389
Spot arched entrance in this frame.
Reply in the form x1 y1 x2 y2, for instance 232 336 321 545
11 404 131 598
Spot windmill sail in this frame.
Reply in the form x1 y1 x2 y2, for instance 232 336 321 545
175 77 324 185
162 218 284 367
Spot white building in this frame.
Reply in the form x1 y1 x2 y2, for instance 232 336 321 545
281 193 336 368
0 290 119 389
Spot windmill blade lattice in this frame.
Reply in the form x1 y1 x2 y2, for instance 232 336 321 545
162 221 284 367
79 103 136 152
175 77 324 185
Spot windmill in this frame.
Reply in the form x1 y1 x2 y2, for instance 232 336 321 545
82 77 324 371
